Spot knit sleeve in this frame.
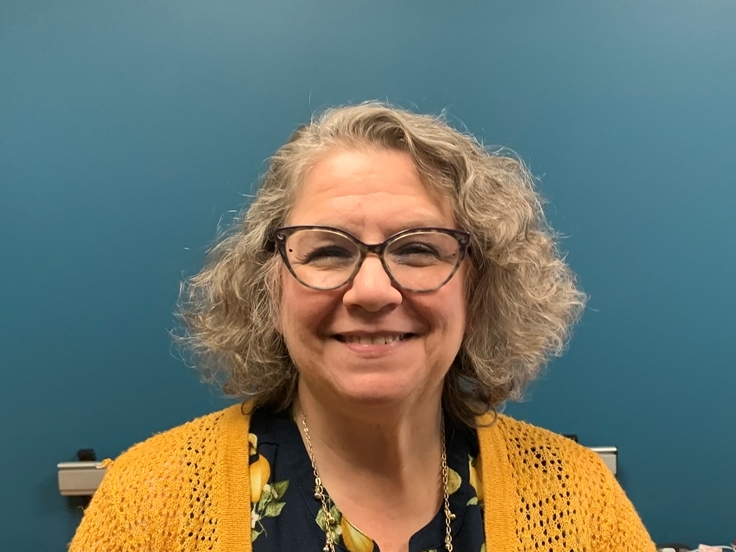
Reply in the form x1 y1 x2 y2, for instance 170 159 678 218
67 433 188 552
482 415 658 551
583 448 657 551
68 406 251 552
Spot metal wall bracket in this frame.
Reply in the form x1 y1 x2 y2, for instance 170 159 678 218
590 446 618 475
57 461 108 496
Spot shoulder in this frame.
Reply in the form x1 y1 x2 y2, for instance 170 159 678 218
477 412 618 504
109 403 249 471
476 414 656 550
485 413 607 471
70 403 254 551
96 402 252 502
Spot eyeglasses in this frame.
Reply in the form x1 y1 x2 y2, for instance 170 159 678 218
273 226 471 292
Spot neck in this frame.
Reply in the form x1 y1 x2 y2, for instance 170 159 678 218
293 380 449 551
293 380 444 482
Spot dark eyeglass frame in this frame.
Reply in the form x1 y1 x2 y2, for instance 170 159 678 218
273 225 471 292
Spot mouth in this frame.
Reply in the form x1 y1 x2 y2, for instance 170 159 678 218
333 333 415 345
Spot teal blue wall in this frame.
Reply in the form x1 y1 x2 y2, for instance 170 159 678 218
1 1 734 549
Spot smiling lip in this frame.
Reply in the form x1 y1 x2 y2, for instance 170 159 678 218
333 332 415 345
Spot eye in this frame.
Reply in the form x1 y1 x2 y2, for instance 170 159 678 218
302 245 355 264
299 246 356 270
394 242 441 256
389 242 444 268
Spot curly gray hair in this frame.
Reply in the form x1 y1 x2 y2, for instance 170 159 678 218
176 102 586 426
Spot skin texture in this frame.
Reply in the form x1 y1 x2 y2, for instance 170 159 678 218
281 148 467 412
279 148 468 552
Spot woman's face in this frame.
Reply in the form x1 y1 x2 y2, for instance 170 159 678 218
278 148 467 408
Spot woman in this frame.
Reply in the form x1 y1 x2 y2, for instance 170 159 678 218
70 102 656 551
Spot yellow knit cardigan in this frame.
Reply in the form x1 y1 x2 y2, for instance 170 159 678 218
69 404 656 551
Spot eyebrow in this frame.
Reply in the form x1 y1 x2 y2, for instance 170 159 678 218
316 219 455 236
313 208 451 228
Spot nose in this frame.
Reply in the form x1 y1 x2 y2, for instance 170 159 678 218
342 255 403 312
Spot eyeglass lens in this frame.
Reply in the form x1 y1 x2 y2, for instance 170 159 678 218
282 229 463 291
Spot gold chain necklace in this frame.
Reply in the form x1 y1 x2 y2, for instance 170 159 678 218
300 414 455 552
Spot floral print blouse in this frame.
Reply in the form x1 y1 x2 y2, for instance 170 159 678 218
248 407 486 552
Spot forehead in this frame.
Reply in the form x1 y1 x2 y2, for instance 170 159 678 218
287 148 456 233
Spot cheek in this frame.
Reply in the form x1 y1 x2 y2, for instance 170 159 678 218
279 276 305 342
441 275 468 335
280 288 308 342
279 277 339 345
412 288 467 344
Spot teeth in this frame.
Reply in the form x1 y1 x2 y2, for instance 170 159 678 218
342 334 407 345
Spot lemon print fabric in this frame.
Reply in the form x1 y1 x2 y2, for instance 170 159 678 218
313 464 467 552
249 433 290 542
315 501 375 552
247 406 486 551
341 517 375 552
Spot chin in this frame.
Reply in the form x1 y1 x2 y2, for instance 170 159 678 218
332 373 436 408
